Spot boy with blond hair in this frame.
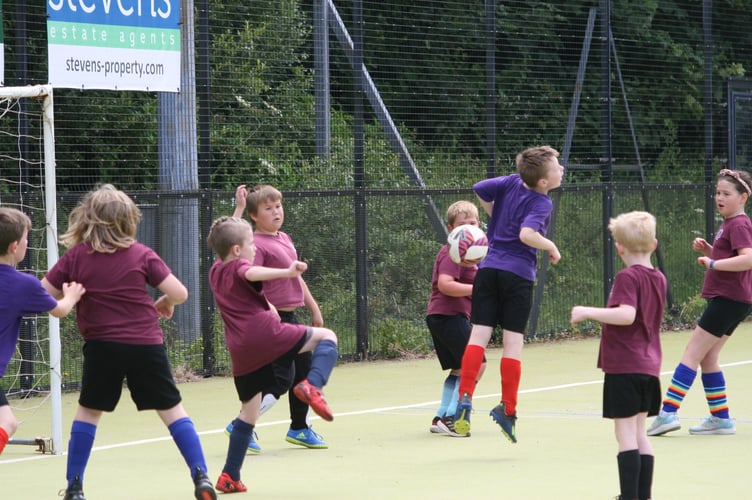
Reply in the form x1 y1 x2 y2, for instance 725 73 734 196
426 200 486 436
571 211 667 500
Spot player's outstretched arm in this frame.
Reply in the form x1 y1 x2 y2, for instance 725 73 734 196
232 184 248 218
245 261 307 282
698 247 752 272
42 279 86 318
570 304 636 326
520 227 561 264
437 273 473 298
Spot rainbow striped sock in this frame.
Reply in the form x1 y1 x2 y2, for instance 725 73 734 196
662 363 696 413
701 371 729 419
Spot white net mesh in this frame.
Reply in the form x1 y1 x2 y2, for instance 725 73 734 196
0 86 59 454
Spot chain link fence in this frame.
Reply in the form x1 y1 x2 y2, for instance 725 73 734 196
0 1 749 385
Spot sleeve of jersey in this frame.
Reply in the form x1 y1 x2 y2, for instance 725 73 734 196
473 176 501 202
236 259 252 279
44 250 71 290
20 274 58 315
143 247 172 287
521 196 553 233
729 218 752 251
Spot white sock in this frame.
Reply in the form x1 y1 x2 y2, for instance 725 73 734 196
259 394 279 415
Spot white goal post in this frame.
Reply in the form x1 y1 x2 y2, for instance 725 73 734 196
0 84 61 455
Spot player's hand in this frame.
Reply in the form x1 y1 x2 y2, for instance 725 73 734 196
288 260 308 276
154 295 176 319
234 185 248 212
570 306 588 324
62 281 86 302
697 256 712 269
692 238 711 254
548 246 561 264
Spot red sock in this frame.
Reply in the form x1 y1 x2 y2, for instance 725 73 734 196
0 427 8 455
458 345 485 397
501 357 522 414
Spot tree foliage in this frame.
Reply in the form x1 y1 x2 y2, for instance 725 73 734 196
1 1 749 190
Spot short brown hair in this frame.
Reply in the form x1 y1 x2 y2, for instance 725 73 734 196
0 207 32 256
245 184 283 219
207 216 252 260
516 145 560 188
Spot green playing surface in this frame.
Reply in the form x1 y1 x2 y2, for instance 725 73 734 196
2 326 751 499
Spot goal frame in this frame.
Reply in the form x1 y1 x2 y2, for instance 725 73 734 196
2 84 61 454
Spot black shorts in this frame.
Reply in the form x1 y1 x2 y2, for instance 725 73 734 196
265 361 295 399
470 268 533 333
264 347 313 398
0 386 8 407
79 341 182 412
234 332 308 403
263 310 310 397
426 313 477 371
602 373 661 419
697 296 752 338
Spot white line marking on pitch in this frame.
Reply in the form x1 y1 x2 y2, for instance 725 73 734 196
2 359 750 465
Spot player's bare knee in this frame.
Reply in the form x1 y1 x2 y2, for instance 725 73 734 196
311 326 337 344
323 327 337 344
0 414 19 435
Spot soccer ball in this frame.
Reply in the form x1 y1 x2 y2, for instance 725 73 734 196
447 224 488 266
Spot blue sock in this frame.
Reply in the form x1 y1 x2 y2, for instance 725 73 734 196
168 417 208 478
701 371 730 419
224 418 252 480
66 420 97 486
307 339 338 388
437 374 458 417
445 375 460 417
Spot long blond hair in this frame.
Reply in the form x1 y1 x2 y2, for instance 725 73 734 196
60 184 140 252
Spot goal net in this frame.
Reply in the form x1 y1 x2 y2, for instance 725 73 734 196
0 85 61 455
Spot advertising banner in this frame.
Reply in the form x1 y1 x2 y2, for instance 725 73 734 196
47 0 180 92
